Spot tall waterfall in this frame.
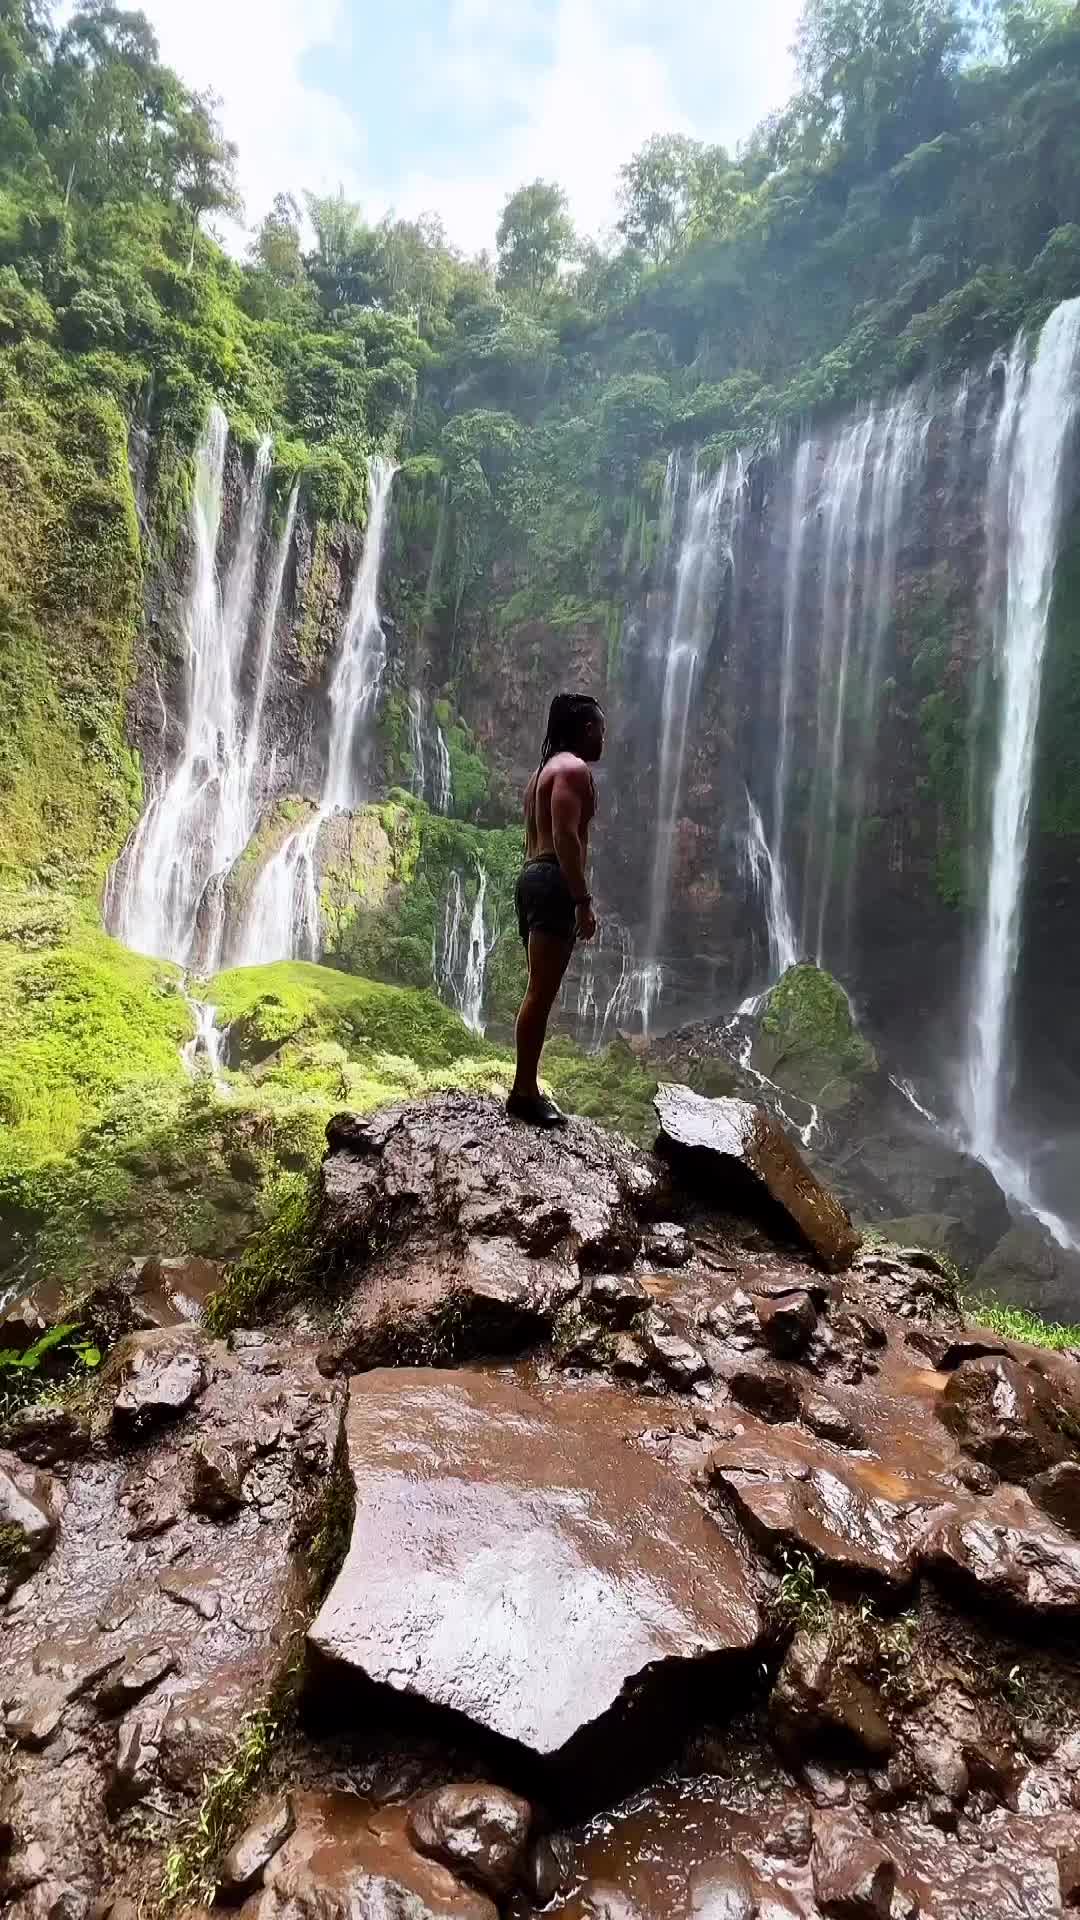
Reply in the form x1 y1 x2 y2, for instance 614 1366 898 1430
107 411 274 966
964 298 1080 1244
433 723 452 816
644 454 746 969
242 483 299 825
236 455 397 967
407 689 427 800
771 435 814 940
743 791 798 982
434 865 492 1034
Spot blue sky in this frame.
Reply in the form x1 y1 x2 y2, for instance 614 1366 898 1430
140 0 802 254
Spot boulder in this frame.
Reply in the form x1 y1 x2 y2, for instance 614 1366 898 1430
643 1223 692 1268
771 1626 892 1761
654 1086 860 1271
406 1784 533 1898
1030 1460 1080 1536
976 1224 1080 1327
236 1793 497 1919
937 1355 1080 1482
117 1255 223 1329
0 1451 59 1598
109 1327 210 1438
309 1369 761 1770
708 1442 926 1584
755 1290 818 1358
221 1792 296 1897
811 1813 895 1918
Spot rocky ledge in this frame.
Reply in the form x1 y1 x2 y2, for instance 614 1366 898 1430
2 1088 1080 1918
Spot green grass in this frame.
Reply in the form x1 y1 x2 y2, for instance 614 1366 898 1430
210 957 499 1073
967 1298 1080 1353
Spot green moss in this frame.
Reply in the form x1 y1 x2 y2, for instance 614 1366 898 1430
0 348 143 889
544 1036 658 1145
212 956 491 1071
205 1171 319 1335
0 895 189 1178
756 963 877 1106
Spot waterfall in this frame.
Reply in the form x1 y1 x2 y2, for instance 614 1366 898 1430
964 297 1080 1246
566 920 663 1049
107 411 273 966
242 483 299 828
234 455 397 968
182 993 226 1087
771 435 814 939
743 791 798 982
324 455 397 813
433 865 492 1034
433 724 452 815
407 689 427 801
644 454 745 971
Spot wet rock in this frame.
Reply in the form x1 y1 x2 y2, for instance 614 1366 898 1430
525 1835 573 1905
644 1223 692 1268
802 1395 863 1448
976 1224 1080 1328
158 1565 221 1619
1060 1847 1080 1907
588 1271 649 1326
726 1366 802 1424
708 1442 924 1584
768 1807 814 1864
321 1094 664 1279
686 1855 757 1918
755 1290 818 1358
309 1369 760 1768
641 1314 710 1388
771 1626 892 1761
811 1813 895 1917
406 1783 532 1897
3 1403 89 1467
220 1792 295 1896
610 1333 650 1379
107 1705 165 1812
190 1437 252 1517
906 1327 1007 1370
0 1296 48 1352
938 1355 1079 1482
237 1791 497 1919
654 1085 860 1271
109 1327 209 1438
1030 1460 1080 1535
96 1644 175 1715
119 1254 222 1328
0 1450 59 1597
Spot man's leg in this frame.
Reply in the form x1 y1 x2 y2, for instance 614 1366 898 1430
511 931 574 1102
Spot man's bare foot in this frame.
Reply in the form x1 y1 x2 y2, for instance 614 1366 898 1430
506 1091 568 1129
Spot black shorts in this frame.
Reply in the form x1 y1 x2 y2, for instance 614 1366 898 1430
516 855 576 947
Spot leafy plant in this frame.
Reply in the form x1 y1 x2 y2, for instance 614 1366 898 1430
777 1550 831 1631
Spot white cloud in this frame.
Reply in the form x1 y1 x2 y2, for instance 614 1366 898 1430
136 0 364 247
136 0 802 257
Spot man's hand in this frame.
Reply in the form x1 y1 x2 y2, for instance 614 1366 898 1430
575 900 597 942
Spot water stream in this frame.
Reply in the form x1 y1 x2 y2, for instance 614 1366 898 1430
433 865 493 1034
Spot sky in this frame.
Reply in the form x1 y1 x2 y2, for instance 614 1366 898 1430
133 0 803 257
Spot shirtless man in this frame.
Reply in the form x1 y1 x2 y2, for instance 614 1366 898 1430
508 692 605 1127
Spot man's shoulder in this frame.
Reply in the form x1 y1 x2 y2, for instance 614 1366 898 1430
547 751 590 785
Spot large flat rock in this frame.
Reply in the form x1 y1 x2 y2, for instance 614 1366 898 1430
654 1085 861 1271
308 1369 761 1766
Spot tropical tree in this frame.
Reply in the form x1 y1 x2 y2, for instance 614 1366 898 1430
618 134 747 263
495 179 575 297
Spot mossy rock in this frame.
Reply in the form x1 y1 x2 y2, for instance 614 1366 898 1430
753 963 877 1109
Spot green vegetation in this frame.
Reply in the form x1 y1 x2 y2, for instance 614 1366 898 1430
755 962 877 1105
160 1706 278 1906
968 1297 1080 1351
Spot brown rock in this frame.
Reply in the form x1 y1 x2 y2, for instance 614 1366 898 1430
643 1223 691 1268
0 1296 47 1352
406 1783 532 1897
220 1792 295 1896
309 1369 760 1766
1060 1847 1080 1907
709 1442 925 1584
811 1813 895 1917
1030 1460 1080 1536
0 1450 59 1597
906 1328 1007 1370
654 1085 861 1271
727 1366 802 1423
3 1403 89 1466
237 1791 497 1919
756 1290 818 1358
96 1645 175 1716
190 1437 252 1517
641 1314 710 1388
771 1626 892 1760
938 1356 1078 1483
109 1328 209 1438
802 1395 863 1448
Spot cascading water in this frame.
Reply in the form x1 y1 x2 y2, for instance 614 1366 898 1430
433 865 492 1035
964 297 1080 1247
182 994 226 1088
407 689 427 801
236 455 397 967
644 455 745 976
566 921 663 1049
770 435 814 942
433 724 452 816
241 482 299 829
107 411 273 966
742 791 798 982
